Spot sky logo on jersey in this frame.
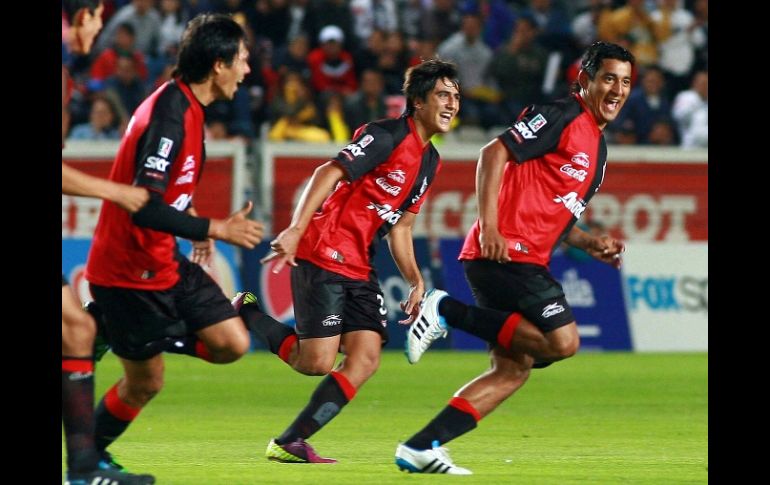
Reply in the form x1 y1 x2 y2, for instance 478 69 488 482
527 113 547 132
541 302 565 318
510 121 537 142
387 170 406 184
145 156 170 172
157 137 174 158
571 152 590 168
367 202 403 224
553 191 586 219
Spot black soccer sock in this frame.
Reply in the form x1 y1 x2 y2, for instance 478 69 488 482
94 382 142 452
275 371 357 444
62 356 100 472
404 397 480 450
438 296 513 344
162 335 214 361
239 303 296 355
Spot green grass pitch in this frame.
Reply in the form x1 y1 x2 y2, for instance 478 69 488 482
63 351 707 484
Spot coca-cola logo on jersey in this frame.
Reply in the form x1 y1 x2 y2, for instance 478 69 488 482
559 164 588 182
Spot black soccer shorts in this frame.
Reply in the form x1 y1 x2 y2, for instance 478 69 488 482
290 259 388 344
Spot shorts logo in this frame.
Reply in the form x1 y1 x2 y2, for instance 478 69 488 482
145 156 170 172
375 177 402 196
553 191 586 219
527 113 547 132
559 164 588 182
387 170 406 184
571 152 590 168
158 137 174 158
541 302 565 318
322 314 342 327
359 134 374 148
174 172 194 185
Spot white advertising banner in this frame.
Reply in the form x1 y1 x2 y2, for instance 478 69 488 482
622 243 708 351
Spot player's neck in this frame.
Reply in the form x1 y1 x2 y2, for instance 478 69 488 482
189 80 217 106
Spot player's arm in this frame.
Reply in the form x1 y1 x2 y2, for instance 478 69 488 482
476 138 510 262
261 160 347 272
564 224 625 268
62 163 149 213
387 211 424 323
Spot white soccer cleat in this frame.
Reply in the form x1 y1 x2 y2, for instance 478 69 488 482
395 441 472 475
405 288 449 364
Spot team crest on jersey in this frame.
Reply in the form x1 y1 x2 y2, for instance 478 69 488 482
571 152 590 168
527 113 547 132
157 137 174 158
359 134 374 148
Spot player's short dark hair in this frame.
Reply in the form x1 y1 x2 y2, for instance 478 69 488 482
62 0 101 21
175 13 246 84
402 59 459 116
574 41 636 92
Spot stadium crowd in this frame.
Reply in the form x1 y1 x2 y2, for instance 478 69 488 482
62 0 707 148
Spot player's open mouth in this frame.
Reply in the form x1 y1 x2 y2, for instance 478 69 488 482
604 99 619 112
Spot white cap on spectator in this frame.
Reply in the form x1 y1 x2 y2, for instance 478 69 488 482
319 25 344 44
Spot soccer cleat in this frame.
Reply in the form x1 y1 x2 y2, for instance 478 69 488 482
84 300 111 361
395 441 472 475
231 291 264 313
265 438 337 463
99 450 126 471
405 289 449 364
64 467 156 485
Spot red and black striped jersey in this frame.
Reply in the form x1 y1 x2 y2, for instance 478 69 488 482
86 79 206 289
460 94 608 268
296 116 440 280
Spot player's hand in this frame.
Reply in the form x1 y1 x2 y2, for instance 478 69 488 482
586 235 625 269
216 201 264 249
191 238 214 267
260 227 303 273
479 227 510 263
113 185 150 213
399 284 425 325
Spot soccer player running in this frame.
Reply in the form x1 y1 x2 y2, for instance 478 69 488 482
62 1 153 483
395 41 633 474
83 13 264 469
235 59 460 463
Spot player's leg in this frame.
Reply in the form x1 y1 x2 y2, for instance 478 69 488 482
94 355 164 457
62 282 101 475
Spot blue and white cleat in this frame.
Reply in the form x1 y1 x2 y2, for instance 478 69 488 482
405 289 449 364
395 441 472 475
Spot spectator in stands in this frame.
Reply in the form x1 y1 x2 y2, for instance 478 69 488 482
90 22 149 83
349 0 399 45
598 0 657 67
420 0 461 45
353 29 387 76
521 0 574 55
95 0 162 59
158 0 190 61
307 25 358 98
488 14 548 122
303 0 356 51
272 34 311 80
611 65 672 144
647 119 677 145
68 94 124 141
460 0 516 50
672 70 707 148
102 55 147 115
344 68 387 131
268 70 332 142
571 0 612 50
651 0 707 96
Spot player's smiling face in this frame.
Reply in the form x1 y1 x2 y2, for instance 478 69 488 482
414 77 460 140
580 58 632 130
213 41 250 101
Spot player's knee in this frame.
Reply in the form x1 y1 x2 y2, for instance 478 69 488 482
62 311 97 354
295 355 335 376
354 352 380 377
551 334 580 360
125 376 164 405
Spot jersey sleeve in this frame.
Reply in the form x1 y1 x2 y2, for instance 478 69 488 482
497 103 564 163
332 123 394 181
133 89 186 193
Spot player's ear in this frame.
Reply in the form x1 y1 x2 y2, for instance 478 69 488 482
577 69 589 91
